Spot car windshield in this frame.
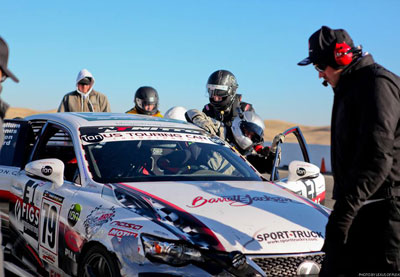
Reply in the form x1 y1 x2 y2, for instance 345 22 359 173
80 126 262 183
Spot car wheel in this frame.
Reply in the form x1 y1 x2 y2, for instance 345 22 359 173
78 244 121 277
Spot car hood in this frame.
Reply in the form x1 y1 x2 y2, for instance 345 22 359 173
114 180 328 254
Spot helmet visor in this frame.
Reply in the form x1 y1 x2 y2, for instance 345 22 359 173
136 98 157 112
240 121 264 144
207 84 231 98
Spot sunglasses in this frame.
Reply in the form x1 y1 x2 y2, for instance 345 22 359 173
314 64 327 73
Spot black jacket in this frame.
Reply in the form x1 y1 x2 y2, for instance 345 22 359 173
327 54 400 241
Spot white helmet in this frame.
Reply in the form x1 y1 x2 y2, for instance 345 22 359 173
231 111 265 151
164 106 188 121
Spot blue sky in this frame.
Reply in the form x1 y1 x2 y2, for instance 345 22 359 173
2 0 399 126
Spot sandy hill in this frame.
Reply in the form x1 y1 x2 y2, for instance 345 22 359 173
5 107 330 145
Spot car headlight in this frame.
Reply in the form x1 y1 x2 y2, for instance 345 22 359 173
141 234 204 266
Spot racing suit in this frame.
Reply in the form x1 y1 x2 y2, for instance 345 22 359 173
321 54 400 275
186 109 276 174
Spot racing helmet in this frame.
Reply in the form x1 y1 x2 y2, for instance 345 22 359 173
206 70 238 112
231 111 265 151
164 106 188 121
134 86 159 115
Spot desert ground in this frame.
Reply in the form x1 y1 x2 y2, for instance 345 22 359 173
5 107 331 145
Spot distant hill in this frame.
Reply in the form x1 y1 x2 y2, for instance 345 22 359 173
5 107 330 145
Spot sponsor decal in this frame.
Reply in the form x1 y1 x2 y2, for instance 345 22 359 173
256 230 324 244
41 247 57 265
187 194 295 208
68 204 82 227
43 190 64 204
0 168 18 176
296 167 306 176
96 126 202 134
110 220 142 231
108 228 138 240
80 134 104 143
65 229 84 252
80 128 210 145
83 205 116 238
41 166 53 176
65 248 76 262
14 180 40 240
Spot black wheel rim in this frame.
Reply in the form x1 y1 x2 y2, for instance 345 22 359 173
84 253 113 277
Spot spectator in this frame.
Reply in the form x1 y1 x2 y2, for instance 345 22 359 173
57 69 110 112
126 86 162 117
298 26 400 275
0 36 19 277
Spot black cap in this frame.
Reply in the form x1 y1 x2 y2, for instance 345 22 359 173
298 26 354 67
78 77 91 85
0 37 19 83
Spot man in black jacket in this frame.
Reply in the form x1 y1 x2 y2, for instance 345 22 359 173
298 26 400 275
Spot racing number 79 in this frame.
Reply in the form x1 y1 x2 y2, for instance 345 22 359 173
42 203 58 248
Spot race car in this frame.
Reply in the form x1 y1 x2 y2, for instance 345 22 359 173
0 113 329 276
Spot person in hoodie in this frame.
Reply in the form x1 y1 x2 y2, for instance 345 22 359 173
57 69 111 112
298 26 400 275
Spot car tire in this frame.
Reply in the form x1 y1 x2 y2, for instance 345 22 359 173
78 244 121 277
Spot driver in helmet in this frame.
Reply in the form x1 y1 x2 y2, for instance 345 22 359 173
126 86 163 117
203 70 253 124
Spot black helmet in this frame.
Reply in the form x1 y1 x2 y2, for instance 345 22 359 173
134 86 159 115
206 70 238 112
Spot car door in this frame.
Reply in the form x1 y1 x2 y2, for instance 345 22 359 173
269 126 326 204
9 122 83 269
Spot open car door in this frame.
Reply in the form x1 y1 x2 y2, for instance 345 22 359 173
269 126 326 205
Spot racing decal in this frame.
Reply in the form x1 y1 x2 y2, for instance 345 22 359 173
110 220 142 231
108 228 138 240
41 165 53 176
14 180 40 240
187 194 296 208
39 192 63 266
256 230 324 244
83 205 116 238
43 190 64 204
108 221 142 241
67 203 81 227
0 168 18 176
81 131 212 145
296 167 306 177
302 179 317 200
117 183 226 251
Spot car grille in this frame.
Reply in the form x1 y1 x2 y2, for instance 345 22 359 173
249 252 324 276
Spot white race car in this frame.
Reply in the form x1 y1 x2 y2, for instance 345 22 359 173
0 113 329 276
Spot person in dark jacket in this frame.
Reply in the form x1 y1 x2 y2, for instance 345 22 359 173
298 26 400 275
0 36 19 277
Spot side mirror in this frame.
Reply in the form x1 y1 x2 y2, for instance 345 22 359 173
25 158 64 188
287 160 320 182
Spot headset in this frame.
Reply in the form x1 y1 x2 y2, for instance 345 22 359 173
334 42 363 66
334 42 353 66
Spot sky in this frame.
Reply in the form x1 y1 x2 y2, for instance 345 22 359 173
1 0 399 126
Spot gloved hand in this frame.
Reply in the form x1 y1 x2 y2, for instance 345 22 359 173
270 133 285 154
186 109 223 136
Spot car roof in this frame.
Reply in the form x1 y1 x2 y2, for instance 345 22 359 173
24 112 200 131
